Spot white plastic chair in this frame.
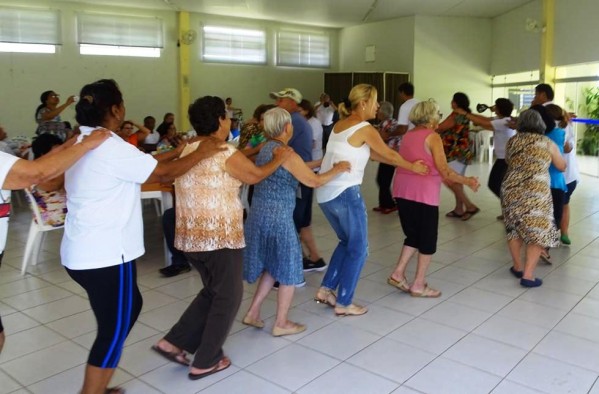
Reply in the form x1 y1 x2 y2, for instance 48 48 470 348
141 189 173 266
21 188 64 275
478 129 494 165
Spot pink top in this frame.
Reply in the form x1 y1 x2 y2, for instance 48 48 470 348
392 128 441 207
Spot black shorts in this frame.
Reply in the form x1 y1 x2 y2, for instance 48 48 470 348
395 198 439 255
293 184 314 231
564 181 577 204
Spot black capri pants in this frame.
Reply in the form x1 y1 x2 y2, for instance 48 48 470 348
488 159 507 199
395 198 439 255
66 260 142 368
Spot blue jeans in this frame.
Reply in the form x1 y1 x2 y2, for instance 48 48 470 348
319 186 368 307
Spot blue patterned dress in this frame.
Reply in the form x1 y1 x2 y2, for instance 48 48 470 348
243 140 303 285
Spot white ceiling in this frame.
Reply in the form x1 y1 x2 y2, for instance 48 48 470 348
58 0 534 28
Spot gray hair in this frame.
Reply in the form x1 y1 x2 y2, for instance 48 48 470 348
409 100 440 126
263 107 291 138
378 101 394 119
517 109 546 134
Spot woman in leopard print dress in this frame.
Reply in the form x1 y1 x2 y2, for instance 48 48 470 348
501 109 566 288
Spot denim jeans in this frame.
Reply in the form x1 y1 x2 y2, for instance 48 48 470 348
319 185 368 307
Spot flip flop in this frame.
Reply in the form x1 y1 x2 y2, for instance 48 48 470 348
410 285 441 298
387 277 410 293
188 357 231 380
151 345 190 366
461 208 480 221
445 210 464 218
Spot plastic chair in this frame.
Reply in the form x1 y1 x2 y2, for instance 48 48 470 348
21 188 64 275
141 189 173 266
478 129 494 165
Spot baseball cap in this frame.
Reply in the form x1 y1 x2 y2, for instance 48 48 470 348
269 88 302 104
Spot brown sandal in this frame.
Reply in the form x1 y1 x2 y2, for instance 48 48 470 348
314 288 337 307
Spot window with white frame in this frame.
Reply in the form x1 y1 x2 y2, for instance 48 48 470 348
277 30 330 68
77 13 163 57
0 7 60 53
202 25 266 64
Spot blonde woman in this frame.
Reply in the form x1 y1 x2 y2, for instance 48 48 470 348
314 84 429 316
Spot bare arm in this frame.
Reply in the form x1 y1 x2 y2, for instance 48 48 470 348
436 114 455 133
282 153 349 187
355 125 428 174
2 130 111 190
40 96 76 121
549 140 567 172
152 143 186 162
131 120 151 142
225 146 292 184
144 138 227 184
427 133 479 191
460 111 493 130
564 141 573 154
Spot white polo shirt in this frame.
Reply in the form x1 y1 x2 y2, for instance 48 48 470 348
0 152 19 253
397 97 419 130
61 127 158 270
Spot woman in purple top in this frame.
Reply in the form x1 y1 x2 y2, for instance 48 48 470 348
387 101 480 297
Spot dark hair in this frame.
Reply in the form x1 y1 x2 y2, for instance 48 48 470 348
144 115 155 123
398 82 414 96
75 79 123 127
452 92 471 113
529 104 556 134
156 122 170 137
31 133 62 159
546 103 567 128
252 104 276 121
494 98 514 117
188 96 226 136
299 99 315 118
163 112 174 121
35 90 54 119
535 83 555 101
121 120 134 129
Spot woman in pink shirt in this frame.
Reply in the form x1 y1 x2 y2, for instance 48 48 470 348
387 101 479 297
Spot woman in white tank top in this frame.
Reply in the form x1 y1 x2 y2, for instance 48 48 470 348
314 84 428 316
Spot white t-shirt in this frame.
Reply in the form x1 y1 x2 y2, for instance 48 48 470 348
308 117 324 171
316 105 336 126
316 121 371 203
0 152 19 253
397 98 420 130
143 130 160 144
61 126 158 270
490 117 516 159
564 124 580 184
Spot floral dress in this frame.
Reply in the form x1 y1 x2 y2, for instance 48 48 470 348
501 132 560 247
440 112 473 164
29 186 67 227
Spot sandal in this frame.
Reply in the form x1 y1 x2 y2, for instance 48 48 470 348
445 210 464 218
540 250 552 265
410 285 441 298
188 356 231 380
334 303 368 316
151 344 190 366
314 288 337 307
461 208 480 221
387 276 410 293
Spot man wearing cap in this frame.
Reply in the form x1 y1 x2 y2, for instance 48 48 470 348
270 88 327 274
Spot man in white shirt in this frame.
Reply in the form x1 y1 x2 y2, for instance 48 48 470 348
315 93 337 150
396 83 420 134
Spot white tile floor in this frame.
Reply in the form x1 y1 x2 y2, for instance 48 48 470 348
1 161 599 394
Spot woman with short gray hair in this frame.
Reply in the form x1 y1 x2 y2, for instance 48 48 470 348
242 107 350 337
500 109 566 288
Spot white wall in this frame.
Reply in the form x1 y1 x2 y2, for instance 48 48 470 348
338 17 415 75
554 0 599 66
189 13 339 124
0 1 339 137
0 1 178 136
490 0 542 76
413 16 493 118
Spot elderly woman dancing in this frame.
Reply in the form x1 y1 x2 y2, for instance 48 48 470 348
152 96 292 380
242 107 350 337
501 109 566 287
388 101 479 297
